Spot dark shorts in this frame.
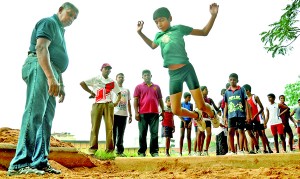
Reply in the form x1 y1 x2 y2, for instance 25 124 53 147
283 124 292 133
216 131 228 155
168 63 200 95
194 126 198 133
228 117 246 130
161 126 173 138
259 124 265 131
205 120 211 128
245 121 260 131
180 120 192 128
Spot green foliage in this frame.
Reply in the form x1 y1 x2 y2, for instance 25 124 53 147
284 79 300 106
260 0 300 57
123 151 138 157
94 150 116 160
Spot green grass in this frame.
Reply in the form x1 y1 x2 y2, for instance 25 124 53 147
123 151 138 157
94 150 116 160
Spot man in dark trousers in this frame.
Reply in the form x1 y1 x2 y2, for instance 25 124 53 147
134 69 164 157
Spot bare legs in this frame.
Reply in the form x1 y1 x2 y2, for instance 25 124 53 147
170 88 214 119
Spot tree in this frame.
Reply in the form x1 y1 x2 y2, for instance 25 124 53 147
284 78 300 106
260 0 300 58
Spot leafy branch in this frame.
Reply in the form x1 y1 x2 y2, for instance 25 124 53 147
284 79 300 107
260 0 300 58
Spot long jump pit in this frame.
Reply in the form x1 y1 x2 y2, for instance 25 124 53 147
1 127 300 178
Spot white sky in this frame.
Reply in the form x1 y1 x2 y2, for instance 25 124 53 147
1 0 299 147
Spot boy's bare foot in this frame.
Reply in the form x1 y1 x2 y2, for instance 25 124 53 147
210 106 220 128
194 108 206 131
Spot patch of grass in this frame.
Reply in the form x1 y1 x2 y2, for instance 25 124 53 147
123 151 138 157
94 150 116 160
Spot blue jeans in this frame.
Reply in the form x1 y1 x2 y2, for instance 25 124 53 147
138 113 159 155
9 56 59 170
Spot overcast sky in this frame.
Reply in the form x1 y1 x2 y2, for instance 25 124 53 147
0 0 299 147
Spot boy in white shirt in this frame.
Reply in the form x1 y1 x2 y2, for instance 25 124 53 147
113 73 133 157
265 93 289 153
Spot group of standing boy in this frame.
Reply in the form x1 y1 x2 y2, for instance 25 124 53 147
220 73 300 156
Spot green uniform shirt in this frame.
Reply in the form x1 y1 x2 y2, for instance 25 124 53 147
29 14 68 72
154 25 193 68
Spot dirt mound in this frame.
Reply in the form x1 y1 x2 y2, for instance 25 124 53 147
0 127 96 172
0 127 74 147
1 127 300 178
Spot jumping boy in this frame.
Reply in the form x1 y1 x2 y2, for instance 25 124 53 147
136 3 220 132
161 96 175 156
265 93 289 153
223 73 250 155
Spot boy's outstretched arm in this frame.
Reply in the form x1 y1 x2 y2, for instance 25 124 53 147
190 3 219 36
137 21 158 49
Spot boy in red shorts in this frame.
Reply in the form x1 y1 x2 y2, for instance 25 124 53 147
161 96 175 156
265 93 289 153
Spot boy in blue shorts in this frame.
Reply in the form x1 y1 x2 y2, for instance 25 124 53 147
136 3 220 131
161 96 175 156
223 73 250 155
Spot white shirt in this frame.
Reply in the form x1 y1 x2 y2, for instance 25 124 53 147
267 103 282 125
214 118 227 136
84 75 121 103
113 86 131 116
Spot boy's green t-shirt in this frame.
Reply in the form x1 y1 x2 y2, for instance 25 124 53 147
153 25 193 68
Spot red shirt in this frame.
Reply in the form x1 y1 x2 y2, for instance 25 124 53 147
279 102 290 125
247 95 260 122
202 96 211 118
221 98 225 109
162 111 174 127
134 82 162 114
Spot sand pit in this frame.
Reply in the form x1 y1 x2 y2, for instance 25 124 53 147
1 127 300 178
0 128 95 170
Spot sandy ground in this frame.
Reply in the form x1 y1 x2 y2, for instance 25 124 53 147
1 154 300 178
1 127 300 178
